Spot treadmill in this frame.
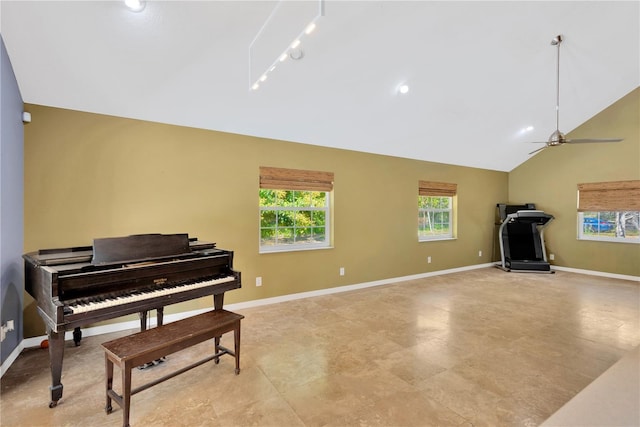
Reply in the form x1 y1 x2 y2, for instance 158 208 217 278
496 203 554 273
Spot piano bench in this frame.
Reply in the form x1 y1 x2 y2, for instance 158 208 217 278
101 309 244 427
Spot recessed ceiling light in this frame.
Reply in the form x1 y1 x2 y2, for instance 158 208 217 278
249 6 323 91
515 125 535 137
124 0 145 12
398 84 409 94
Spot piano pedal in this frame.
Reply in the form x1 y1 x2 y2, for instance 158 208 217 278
72 327 82 346
137 357 166 370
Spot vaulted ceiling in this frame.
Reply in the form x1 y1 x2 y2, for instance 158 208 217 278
1 1 638 171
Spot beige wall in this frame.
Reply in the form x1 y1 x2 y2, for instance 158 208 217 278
509 88 640 276
23 104 507 337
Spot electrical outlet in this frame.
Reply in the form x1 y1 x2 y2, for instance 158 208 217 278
256 276 262 287
0 320 12 342
478 250 482 257
339 267 345 276
549 254 555 261
427 256 432 264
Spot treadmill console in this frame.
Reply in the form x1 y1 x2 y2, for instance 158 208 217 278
496 203 536 222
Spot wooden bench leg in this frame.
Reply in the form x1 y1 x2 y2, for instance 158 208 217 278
234 322 241 375
105 355 113 414
122 363 132 427
214 336 221 364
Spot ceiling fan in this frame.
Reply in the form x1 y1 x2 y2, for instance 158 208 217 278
528 35 623 155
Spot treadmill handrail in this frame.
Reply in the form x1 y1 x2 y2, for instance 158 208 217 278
498 210 554 271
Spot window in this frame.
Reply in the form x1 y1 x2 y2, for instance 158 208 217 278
259 167 333 252
577 180 640 244
418 180 456 241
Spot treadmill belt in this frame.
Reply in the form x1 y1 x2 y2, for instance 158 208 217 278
506 222 540 261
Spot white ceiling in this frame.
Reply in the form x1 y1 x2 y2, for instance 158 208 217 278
1 1 638 172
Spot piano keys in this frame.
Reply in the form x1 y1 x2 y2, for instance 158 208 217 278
23 233 241 408
67 275 236 314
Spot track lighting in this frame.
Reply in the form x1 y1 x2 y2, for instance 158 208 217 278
249 0 324 91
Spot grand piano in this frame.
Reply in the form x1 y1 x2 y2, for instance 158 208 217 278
23 233 241 408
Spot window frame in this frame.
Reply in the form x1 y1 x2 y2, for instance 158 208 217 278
577 211 640 244
259 167 334 254
418 195 454 241
259 189 332 253
418 180 457 242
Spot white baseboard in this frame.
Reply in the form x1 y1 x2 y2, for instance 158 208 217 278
0 340 25 378
3 262 636 377
551 265 640 282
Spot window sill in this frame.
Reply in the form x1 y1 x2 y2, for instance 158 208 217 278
418 237 457 243
577 237 639 244
259 245 334 254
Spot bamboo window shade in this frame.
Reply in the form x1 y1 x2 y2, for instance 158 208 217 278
419 181 457 197
259 167 334 192
577 180 640 212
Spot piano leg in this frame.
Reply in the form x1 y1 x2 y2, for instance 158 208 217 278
138 309 166 368
214 293 224 310
139 308 164 330
213 294 224 364
138 312 153 369
72 327 82 346
157 307 164 326
139 311 149 331
47 329 65 408
154 308 166 364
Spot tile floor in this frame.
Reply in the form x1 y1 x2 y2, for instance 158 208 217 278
1 268 638 426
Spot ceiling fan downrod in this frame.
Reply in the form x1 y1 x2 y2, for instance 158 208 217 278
550 35 564 145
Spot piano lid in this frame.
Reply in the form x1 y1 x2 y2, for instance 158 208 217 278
23 234 218 268
92 233 191 265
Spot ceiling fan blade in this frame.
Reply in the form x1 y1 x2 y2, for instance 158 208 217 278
565 138 623 143
528 145 548 155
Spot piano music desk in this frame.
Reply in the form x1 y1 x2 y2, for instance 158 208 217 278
101 309 243 427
